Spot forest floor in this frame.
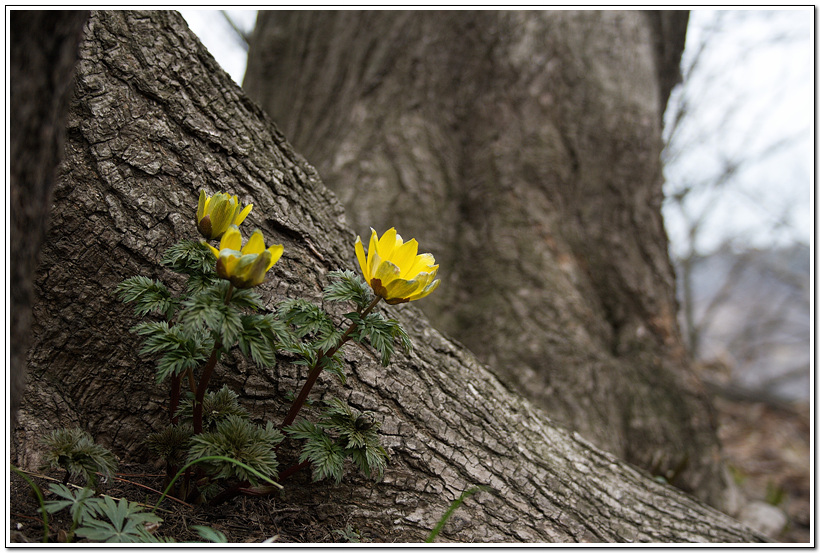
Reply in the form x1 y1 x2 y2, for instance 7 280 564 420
9 396 811 544
9 464 355 544
714 396 811 543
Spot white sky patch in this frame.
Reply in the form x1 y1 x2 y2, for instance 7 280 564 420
180 9 257 85
663 9 813 255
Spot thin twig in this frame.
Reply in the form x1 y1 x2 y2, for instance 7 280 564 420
13 468 179 513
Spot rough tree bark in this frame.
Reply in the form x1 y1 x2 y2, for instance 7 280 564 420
10 10 89 430
12 11 764 542
242 10 727 507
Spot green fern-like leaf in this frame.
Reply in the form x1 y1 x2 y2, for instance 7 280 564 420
283 419 325 442
192 525 228 543
184 272 220 294
348 441 388 480
115 276 177 320
144 424 193 467
187 416 283 485
281 342 319 368
177 386 249 431
228 286 265 310
277 298 336 339
320 398 380 448
287 398 389 483
177 284 244 348
132 321 212 383
298 431 346 484
347 313 412 366
237 313 293 367
317 352 346 385
40 428 117 487
323 270 373 310
161 239 217 276
317 398 388 480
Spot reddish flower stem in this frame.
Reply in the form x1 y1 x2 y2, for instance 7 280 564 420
192 284 234 435
279 296 381 430
192 349 219 435
169 374 182 424
276 459 310 482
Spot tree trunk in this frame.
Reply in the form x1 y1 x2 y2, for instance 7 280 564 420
10 10 89 430
13 10 763 542
242 10 726 508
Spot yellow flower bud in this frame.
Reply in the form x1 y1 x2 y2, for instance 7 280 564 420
207 226 283 289
196 190 253 240
355 228 440 305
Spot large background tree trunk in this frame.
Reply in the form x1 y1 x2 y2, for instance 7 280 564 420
11 10 763 542
10 10 88 430
242 10 726 507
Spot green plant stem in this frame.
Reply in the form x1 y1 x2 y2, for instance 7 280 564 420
11 465 49 543
280 296 381 429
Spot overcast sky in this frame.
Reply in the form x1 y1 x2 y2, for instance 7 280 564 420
662 9 813 256
181 9 814 257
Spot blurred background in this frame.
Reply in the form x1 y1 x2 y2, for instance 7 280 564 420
181 8 812 538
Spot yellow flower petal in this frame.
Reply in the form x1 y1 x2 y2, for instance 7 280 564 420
368 250 383 285
406 278 441 302
196 191 253 240
234 204 253 226
374 259 401 287
376 227 399 259
394 239 419 277
265 244 284 271
243 229 266 255
217 200 238 233
216 249 241 280
354 227 440 303
355 236 368 280
207 224 283 289
220 225 242 251
197 189 207 221
384 278 419 300
404 254 437 280
367 228 379 278
245 251 272 288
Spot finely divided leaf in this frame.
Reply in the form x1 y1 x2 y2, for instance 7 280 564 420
115 276 177 319
324 270 373 310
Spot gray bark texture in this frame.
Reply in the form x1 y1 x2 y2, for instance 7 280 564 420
12 10 765 543
10 10 89 430
242 9 726 508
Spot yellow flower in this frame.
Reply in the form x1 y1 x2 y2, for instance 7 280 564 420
355 228 440 305
197 190 253 240
206 225 283 289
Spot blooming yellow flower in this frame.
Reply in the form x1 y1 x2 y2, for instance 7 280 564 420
197 190 253 240
206 225 283 289
355 228 440 305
